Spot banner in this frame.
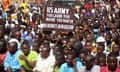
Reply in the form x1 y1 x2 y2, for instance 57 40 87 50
42 6 74 31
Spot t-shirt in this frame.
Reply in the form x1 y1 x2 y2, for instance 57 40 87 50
60 61 83 72
33 54 55 72
100 66 120 72
0 51 7 65
18 50 38 71
54 66 60 72
78 65 100 72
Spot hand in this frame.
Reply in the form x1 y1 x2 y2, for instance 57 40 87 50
72 58 76 67
19 55 27 61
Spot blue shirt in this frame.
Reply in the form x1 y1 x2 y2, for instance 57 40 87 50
4 50 21 72
60 61 83 72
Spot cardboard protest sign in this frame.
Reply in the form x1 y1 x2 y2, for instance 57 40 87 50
41 6 74 31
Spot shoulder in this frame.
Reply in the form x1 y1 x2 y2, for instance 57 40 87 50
116 68 120 71
30 50 38 55
93 65 100 69
91 65 100 72
60 63 68 68
100 66 108 72
78 66 86 72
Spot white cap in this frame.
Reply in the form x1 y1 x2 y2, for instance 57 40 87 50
96 36 106 42
8 38 20 49
32 7 37 10
8 38 19 44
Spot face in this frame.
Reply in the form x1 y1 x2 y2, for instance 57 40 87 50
68 38 76 47
107 56 117 71
62 39 67 47
8 42 17 55
32 42 39 53
97 45 104 53
63 47 71 55
66 54 74 66
111 24 116 32
79 30 83 41
105 35 111 42
53 46 61 55
21 44 30 56
85 42 93 52
112 44 119 53
34 35 40 41
79 53 86 64
99 57 106 66
14 31 21 40
41 47 50 58
55 54 65 66
85 55 94 70
74 26 80 32
86 34 92 42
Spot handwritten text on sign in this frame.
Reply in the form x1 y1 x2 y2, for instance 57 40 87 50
43 6 74 30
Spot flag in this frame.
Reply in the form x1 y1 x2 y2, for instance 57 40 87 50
2 0 10 11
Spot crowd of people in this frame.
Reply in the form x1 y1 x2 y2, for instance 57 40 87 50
0 0 120 72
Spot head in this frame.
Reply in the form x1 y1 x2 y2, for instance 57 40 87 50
96 53 106 66
86 34 93 42
40 45 50 58
23 0 25 3
0 40 7 54
34 33 42 41
79 49 88 65
53 45 63 55
32 41 40 53
8 42 18 55
96 36 105 45
74 25 80 33
107 54 118 71
63 46 72 56
66 53 76 66
73 41 83 57
68 37 76 47
84 41 93 53
105 33 111 43
55 53 65 67
79 29 84 41
14 31 21 41
21 40 30 56
97 44 105 53
111 23 117 32
112 44 120 54
85 55 95 70
41 39 50 46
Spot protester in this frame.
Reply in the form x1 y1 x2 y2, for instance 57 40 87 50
0 40 7 72
78 55 100 72
100 53 120 72
4 41 21 72
18 40 38 72
33 44 55 72
0 0 119 72
60 52 83 72
54 53 65 72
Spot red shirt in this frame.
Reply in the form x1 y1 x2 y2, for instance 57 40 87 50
0 51 7 65
84 3 93 9
100 66 120 72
